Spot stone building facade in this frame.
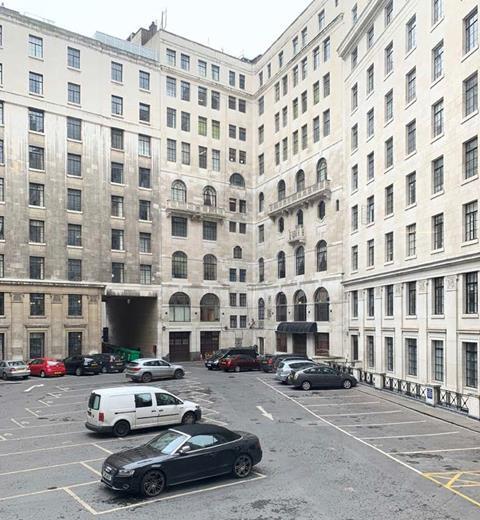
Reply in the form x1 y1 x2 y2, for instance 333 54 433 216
0 1 478 410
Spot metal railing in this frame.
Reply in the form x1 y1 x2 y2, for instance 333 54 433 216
268 180 331 215
166 200 226 219
358 369 375 385
438 389 469 414
288 225 305 243
383 376 427 401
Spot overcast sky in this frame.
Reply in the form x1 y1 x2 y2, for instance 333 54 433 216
6 0 313 58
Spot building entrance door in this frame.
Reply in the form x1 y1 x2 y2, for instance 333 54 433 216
200 331 220 359
292 334 307 355
169 332 190 362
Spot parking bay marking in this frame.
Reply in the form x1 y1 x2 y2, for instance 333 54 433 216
392 446 480 455
24 384 44 393
318 410 403 417
361 431 459 440
306 401 381 407
338 420 428 428
256 406 274 421
0 479 98 504
0 457 104 477
423 471 480 509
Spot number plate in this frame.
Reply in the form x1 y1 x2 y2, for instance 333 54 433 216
102 471 112 481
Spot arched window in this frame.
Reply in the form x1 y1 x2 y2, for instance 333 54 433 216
258 192 264 212
278 217 284 233
314 287 330 322
277 180 286 201
296 209 304 226
295 246 305 275
258 298 265 320
203 186 217 206
171 180 187 202
294 290 307 321
276 292 287 321
230 173 245 188
317 158 327 182
296 169 305 192
258 258 264 282
200 293 220 321
318 200 326 220
233 246 242 259
203 254 217 280
172 251 187 279
277 251 286 279
169 292 191 322
316 240 327 271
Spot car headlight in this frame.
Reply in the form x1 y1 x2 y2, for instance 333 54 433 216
294 373 299 379
117 469 135 477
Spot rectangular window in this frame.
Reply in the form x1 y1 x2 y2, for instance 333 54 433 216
367 195 375 223
29 108 44 133
198 60 207 77
29 72 43 95
432 213 444 250
139 167 151 189
239 269 246 282
211 90 220 110
111 95 123 115
199 146 207 169
212 149 220 172
367 25 374 49
171 217 187 237
406 68 416 103
181 54 190 71
111 229 124 250
385 90 393 122
301 124 308 150
464 73 478 117
432 340 444 382
367 335 375 367
406 120 416 154
323 110 330 137
139 70 150 90
407 281 417 315
282 75 288 96
385 42 393 75
367 239 375 266
432 99 444 137
166 76 176 97
464 137 478 179
323 73 330 97
313 117 320 143
65 263 81 285
366 65 374 94
385 232 394 263
432 0 443 25
385 137 393 168
406 223 416 257
323 37 330 61
111 195 124 217
110 162 124 184
181 111 190 132
166 107 176 129
140 265 151 285
432 41 444 81
138 135 151 156
367 108 375 138
139 103 150 122
180 80 190 101
465 342 478 388
351 245 358 271
351 124 358 151
406 338 418 376
68 83 81 104
111 262 124 283
203 221 217 241
432 156 444 193
433 277 444 314
67 331 82 356
166 48 176 66
68 294 82 316
29 183 44 207
464 201 478 241
67 223 82 247
406 15 417 52
385 184 394 215
385 337 394 372
239 74 245 89
385 284 394 315
29 35 43 58
351 165 358 191
181 142 190 165
29 256 44 279
111 62 123 82
111 128 124 150
464 8 478 54
258 96 264 116
351 290 359 318
139 200 151 221
67 189 81 212
406 172 416 205
29 146 44 170
351 83 358 111
68 47 80 69
464 272 478 314
198 86 207 106
30 294 45 316
67 117 81 141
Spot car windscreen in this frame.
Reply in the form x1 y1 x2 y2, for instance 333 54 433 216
47 360 61 366
88 393 101 410
8 361 26 367
147 430 189 455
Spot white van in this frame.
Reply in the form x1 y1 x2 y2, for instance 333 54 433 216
85 386 201 437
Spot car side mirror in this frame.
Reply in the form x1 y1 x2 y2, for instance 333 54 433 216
178 445 191 455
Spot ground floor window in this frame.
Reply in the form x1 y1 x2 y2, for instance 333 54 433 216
351 335 359 361
29 332 45 358
68 331 82 356
366 336 374 368
314 333 329 356
432 340 444 382
465 342 478 389
276 333 287 352
385 337 394 372
406 338 417 377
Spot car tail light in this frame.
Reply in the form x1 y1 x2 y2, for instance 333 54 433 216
130 367 141 372
99 412 104 422
268 359 273 364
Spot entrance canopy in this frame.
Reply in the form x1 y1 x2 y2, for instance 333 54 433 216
277 322 317 334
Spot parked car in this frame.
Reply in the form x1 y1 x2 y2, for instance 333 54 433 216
275 359 319 384
101 424 262 496
28 357 65 378
205 348 258 370
272 354 311 371
125 358 184 383
0 360 30 380
258 354 275 372
63 355 101 376
219 354 260 372
92 353 126 374
85 385 201 437
291 365 357 390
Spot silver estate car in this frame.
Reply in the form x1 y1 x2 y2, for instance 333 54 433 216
275 359 318 384
0 360 30 380
125 358 185 383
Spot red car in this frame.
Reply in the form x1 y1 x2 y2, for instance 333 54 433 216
28 358 66 378
219 354 260 372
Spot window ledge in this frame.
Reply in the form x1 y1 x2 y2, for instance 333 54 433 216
66 174 82 180
461 238 479 247
405 202 417 211
431 133 444 144
29 92 44 99
462 110 479 125
461 314 479 319
405 315 417 320
405 255 417 261
67 210 82 215
461 46 478 63
111 113 124 119
430 18 444 32
384 213 394 220
111 80 124 86
350 229 358 236
366 266 375 271
67 245 83 250
28 130 45 136
461 174 479 186
384 165 394 174
366 221 375 228
139 252 153 256
29 55 44 62
405 47 416 59
66 138 82 144
28 242 46 246
350 270 359 275
111 148 125 153
111 215 125 220
384 261 394 266
384 316 394 320
28 205 45 210
66 315 84 319
29 168 45 173
366 177 374 186
67 102 81 108
431 189 444 200
351 188 359 195
67 66 81 73
138 186 152 192
430 75 444 88
139 120 151 126
431 247 445 255
405 98 417 109
431 314 445 319
139 88 151 94
384 70 393 81
405 150 417 160
384 118 393 128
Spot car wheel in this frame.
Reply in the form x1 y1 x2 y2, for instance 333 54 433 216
233 454 252 478
23 376 29 380
301 380 312 391
75 367 83 376
342 379 352 389
101 366 107 374
2 372 7 380
113 420 131 437
207 367 212 371
234 366 241 373
140 470 165 498
141 372 152 383
174 369 184 380
181 412 196 425
40 371 46 378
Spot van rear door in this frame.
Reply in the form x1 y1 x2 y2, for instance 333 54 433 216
87 392 101 424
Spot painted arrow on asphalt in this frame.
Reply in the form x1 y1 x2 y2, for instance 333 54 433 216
256 405 274 421
24 384 44 393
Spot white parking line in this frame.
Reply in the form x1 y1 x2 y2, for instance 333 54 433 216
307 401 381 407
0 441 111 457
0 429 88 442
37 399 51 407
393 446 480 455
338 420 428 428
0 419 84 432
80 461 102 476
93 443 112 455
24 407 40 417
0 480 98 503
37 400 86 408
10 418 25 429
319 410 403 417
361 431 459 440
63 487 99 515
0 457 104 476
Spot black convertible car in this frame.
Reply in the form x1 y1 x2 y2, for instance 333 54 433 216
101 424 262 497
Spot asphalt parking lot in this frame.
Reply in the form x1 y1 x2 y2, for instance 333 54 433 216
0 363 480 519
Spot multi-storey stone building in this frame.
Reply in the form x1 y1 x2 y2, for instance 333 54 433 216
0 1 478 412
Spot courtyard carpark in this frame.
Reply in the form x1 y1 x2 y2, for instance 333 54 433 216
0 364 479 519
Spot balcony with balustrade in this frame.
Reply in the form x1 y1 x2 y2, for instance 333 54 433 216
268 180 331 218
165 200 226 220
288 225 305 244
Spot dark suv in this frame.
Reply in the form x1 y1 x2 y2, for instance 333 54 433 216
262 353 310 373
92 353 126 374
63 355 101 376
205 348 257 370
